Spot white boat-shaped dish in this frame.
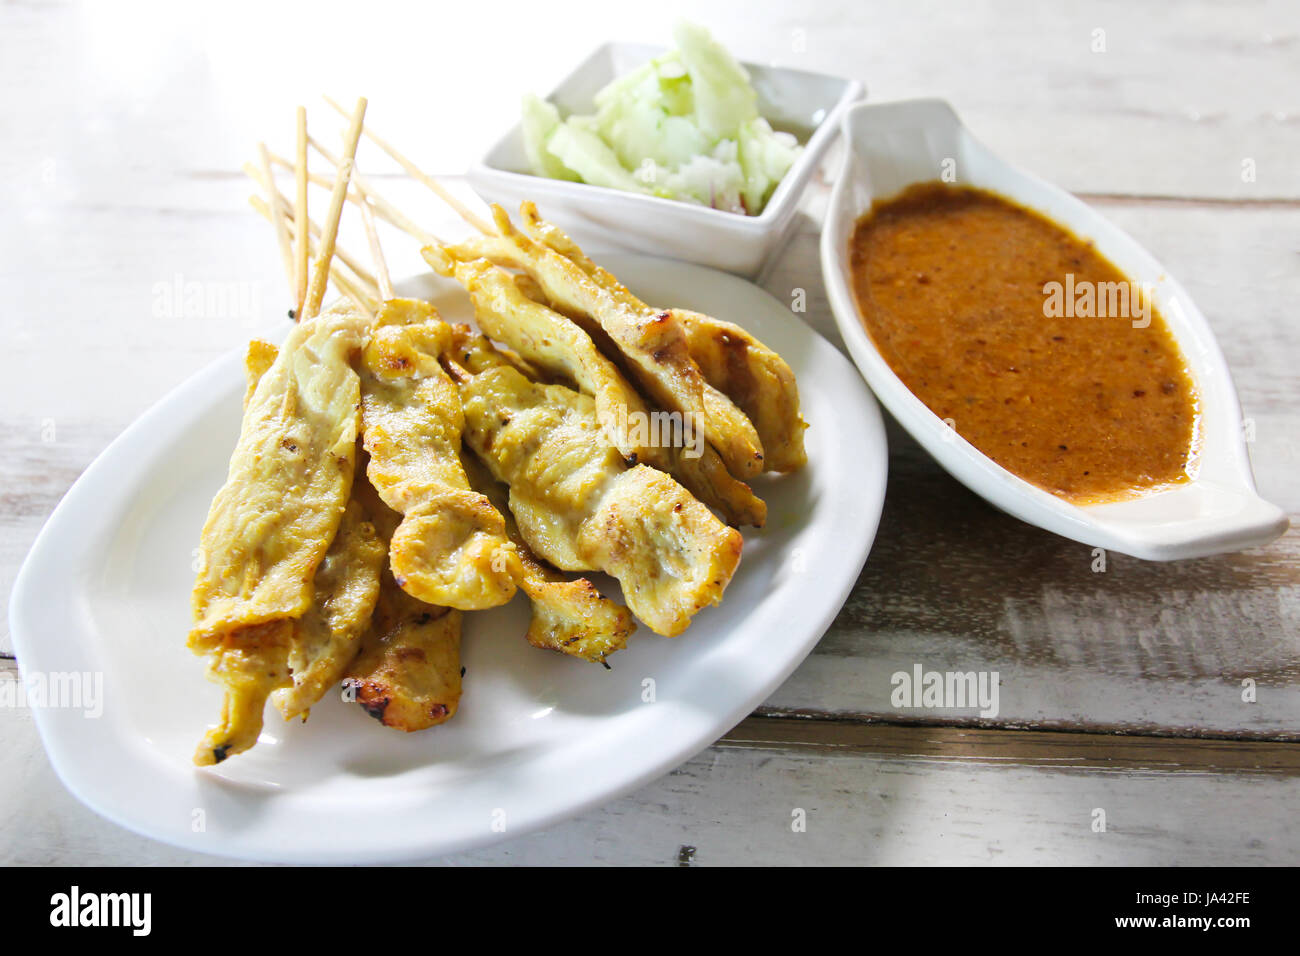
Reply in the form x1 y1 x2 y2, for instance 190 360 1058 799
820 98 1287 561
470 42 864 277
8 255 887 862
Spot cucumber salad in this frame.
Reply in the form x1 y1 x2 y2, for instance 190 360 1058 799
521 22 803 216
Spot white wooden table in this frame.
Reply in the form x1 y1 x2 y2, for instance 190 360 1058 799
2 0 1297 865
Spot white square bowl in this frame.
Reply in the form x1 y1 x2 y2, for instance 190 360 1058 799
468 42 864 277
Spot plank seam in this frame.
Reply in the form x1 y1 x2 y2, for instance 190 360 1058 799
723 716 1300 775
753 706 1300 743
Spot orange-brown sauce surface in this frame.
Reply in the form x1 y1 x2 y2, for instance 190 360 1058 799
850 183 1198 504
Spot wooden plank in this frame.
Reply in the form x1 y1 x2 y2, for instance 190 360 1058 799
758 415 1300 738
5 651 1292 771
2 707 1295 865
724 716 1300 775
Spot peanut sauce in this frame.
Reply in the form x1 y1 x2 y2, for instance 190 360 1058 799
849 183 1198 504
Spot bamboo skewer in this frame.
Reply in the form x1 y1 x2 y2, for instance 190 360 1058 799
242 162 381 291
294 106 310 316
359 181 431 245
318 262 376 317
302 97 368 321
256 143 295 292
250 194 299 299
248 192 378 295
248 196 377 316
252 97 506 320
323 94 493 235
320 265 376 317
269 155 364 200
355 172 394 301
305 139 470 290
300 138 435 245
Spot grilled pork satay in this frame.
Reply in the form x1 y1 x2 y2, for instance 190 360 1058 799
271 498 384 721
345 465 463 731
191 303 368 643
446 335 743 638
466 204 765 479
234 340 389 728
658 441 766 527
461 449 634 665
429 251 647 460
496 205 807 473
189 303 370 765
246 500 382 731
345 598 462 731
668 309 807 472
429 250 766 527
194 620 293 764
360 298 520 611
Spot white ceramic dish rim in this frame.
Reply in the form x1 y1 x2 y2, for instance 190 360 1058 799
470 41 865 235
8 256 887 863
820 98 1287 561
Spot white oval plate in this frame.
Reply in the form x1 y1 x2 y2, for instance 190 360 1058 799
821 98 1287 561
9 254 886 863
